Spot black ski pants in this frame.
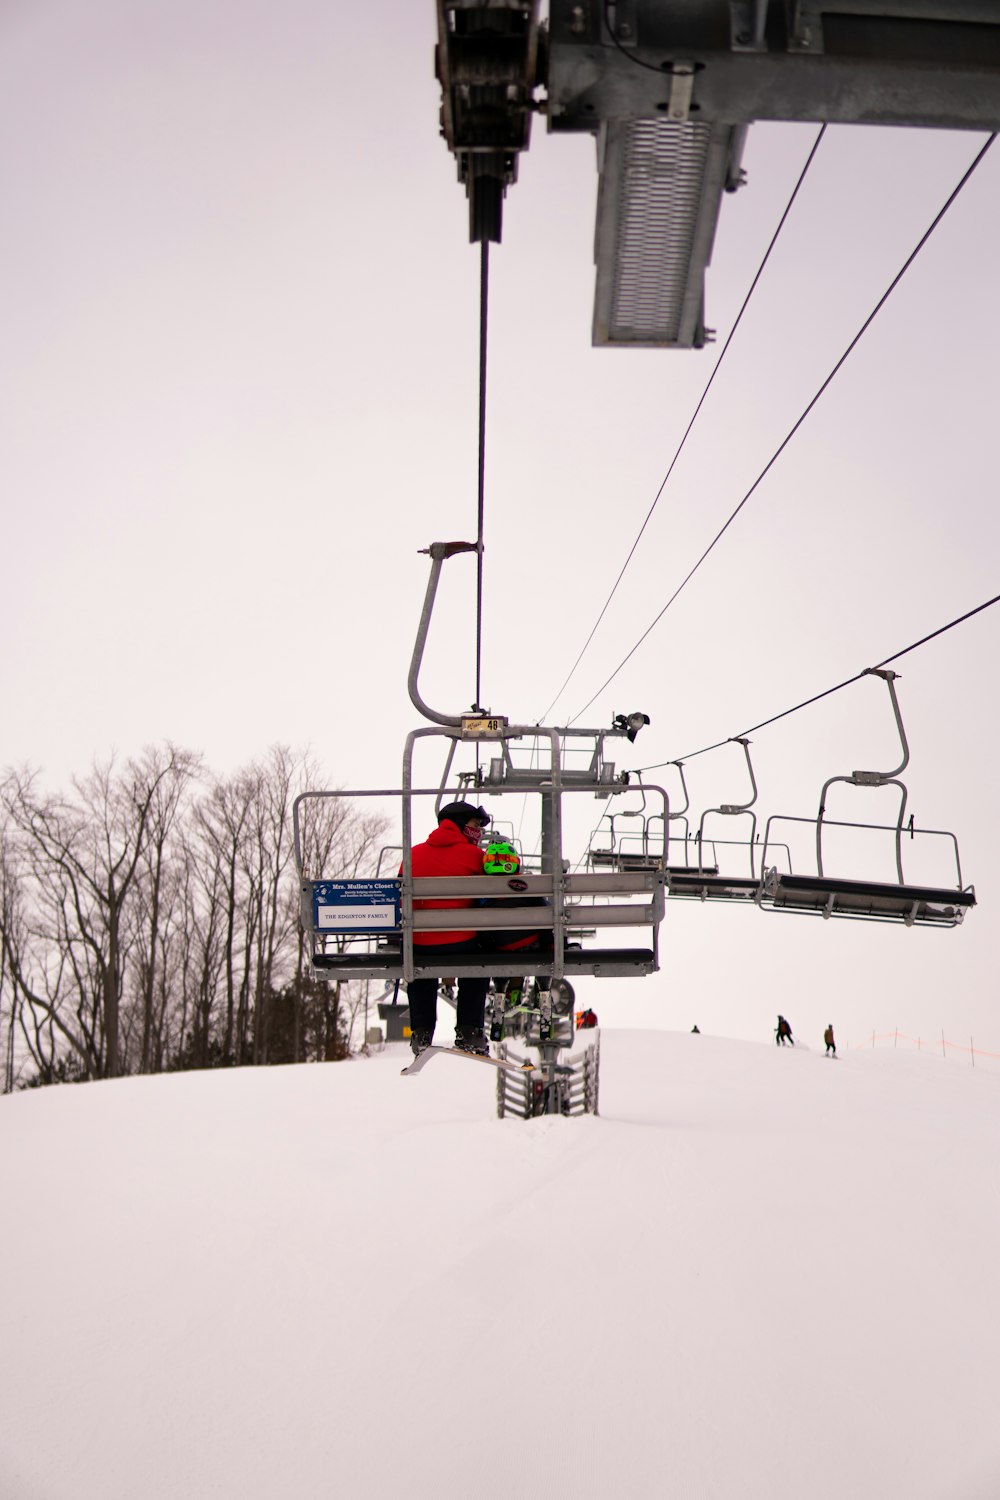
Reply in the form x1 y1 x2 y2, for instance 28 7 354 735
406 939 490 1038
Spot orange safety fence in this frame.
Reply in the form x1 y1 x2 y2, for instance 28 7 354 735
849 1030 1000 1062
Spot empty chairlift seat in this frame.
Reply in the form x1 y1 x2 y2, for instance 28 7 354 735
761 864 975 928
758 669 976 929
666 868 760 902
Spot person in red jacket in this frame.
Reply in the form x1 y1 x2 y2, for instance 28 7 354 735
404 802 491 1056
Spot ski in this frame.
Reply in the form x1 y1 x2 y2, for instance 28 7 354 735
401 1045 534 1077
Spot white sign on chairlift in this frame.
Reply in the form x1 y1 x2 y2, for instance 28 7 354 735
314 879 400 931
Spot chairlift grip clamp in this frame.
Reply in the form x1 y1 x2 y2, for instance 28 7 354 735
418 540 479 561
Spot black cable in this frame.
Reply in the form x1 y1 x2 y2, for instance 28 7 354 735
636 589 1000 771
540 123 827 721
475 239 489 712
568 130 997 727
874 592 1000 670
601 0 676 74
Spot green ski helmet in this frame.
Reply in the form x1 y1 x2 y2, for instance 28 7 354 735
483 840 521 875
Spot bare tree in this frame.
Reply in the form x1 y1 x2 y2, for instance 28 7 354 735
1 770 111 1081
293 777 390 1063
1 748 195 1079
0 829 33 1091
190 770 258 1065
0 744 392 1085
171 823 228 1069
245 748 298 1065
126 747 200 1072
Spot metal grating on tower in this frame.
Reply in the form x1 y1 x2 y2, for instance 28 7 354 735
592 118 742 349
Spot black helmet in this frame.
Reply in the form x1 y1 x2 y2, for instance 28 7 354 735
437 801 490 831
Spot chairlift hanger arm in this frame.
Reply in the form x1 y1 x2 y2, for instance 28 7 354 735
718 737 757 814
814 668 911 879
857 668 910 782
669 761 691 820
409 541 480 728
696 737 758 877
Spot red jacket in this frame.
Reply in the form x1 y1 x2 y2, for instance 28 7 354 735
405 820 488 945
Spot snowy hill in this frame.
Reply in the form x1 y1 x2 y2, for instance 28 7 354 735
2 1031 998 1500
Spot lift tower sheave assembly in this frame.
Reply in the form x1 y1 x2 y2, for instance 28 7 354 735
437 1 1000 344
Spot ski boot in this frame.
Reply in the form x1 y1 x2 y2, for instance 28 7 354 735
453 1026 490 1056
409 1029 433 1057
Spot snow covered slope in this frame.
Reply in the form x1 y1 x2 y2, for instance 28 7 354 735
2 1032 998 1500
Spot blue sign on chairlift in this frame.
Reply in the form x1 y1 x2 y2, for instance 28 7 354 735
313 879 401 932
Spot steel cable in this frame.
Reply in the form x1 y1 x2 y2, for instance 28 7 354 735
636 589 1000 771
541 123 827 721
568 132 997 727
475 239 490 713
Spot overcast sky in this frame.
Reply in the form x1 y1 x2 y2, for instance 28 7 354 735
2 1 998 1052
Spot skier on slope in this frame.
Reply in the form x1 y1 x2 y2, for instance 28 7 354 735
824 1023 837 1057
403 803 492 1057
775 1015 794 1046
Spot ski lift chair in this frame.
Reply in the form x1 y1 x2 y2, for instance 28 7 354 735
587 776 669 873
759 669 976 927
658 762 719 878
296 773 668 984
666 739 763 902
296 540 667 984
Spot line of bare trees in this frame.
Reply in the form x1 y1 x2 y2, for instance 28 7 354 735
0 745 387 1091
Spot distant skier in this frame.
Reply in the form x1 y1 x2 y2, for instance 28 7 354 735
576 1008 598 1030
824 1024 836 1057
775 1015 794 1046
691 1024 701 1034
